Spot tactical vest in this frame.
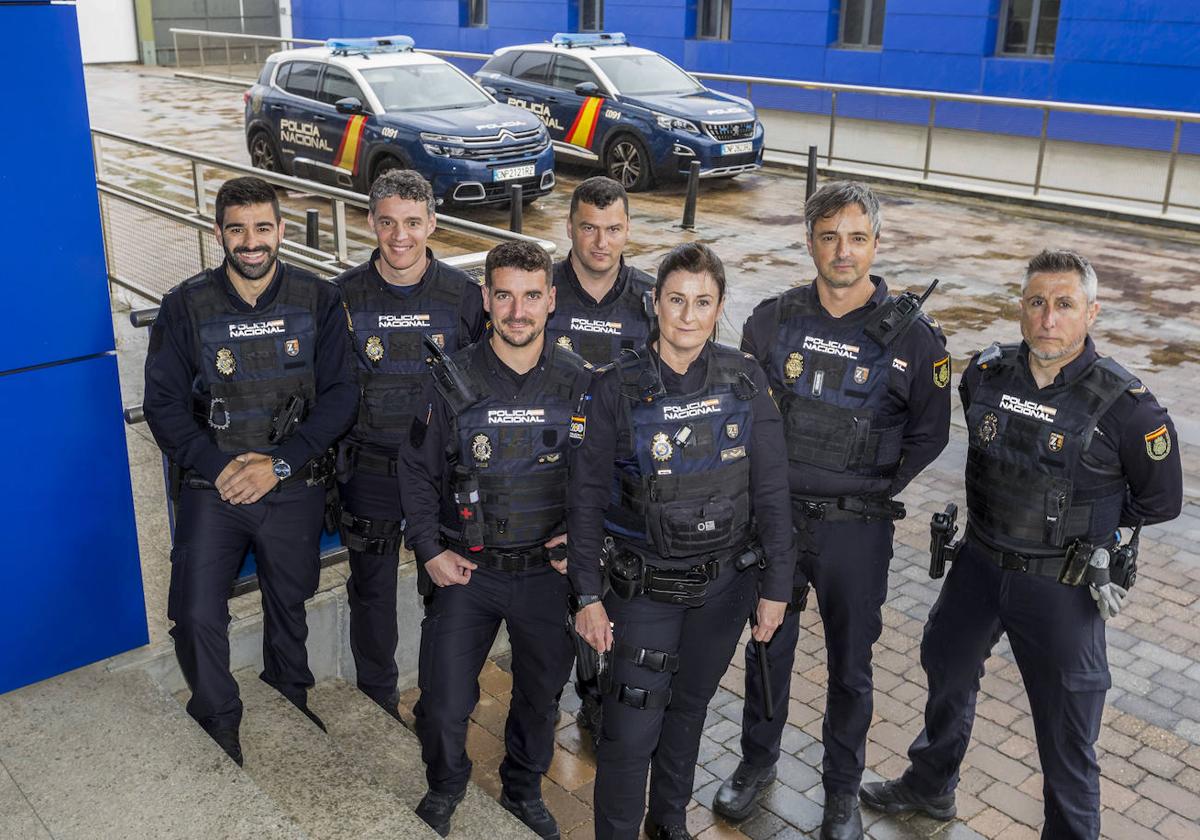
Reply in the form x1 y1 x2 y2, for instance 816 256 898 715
184 267 318 453
604 345 758 563
765 287 918 484
964 344 1135 556
545 260 655 365
342 262 471 449
437 342 586 550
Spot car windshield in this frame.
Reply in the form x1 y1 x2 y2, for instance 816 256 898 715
360 63 492 112
593 54 704 96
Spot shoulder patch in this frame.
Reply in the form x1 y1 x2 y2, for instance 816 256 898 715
933 355 951 388
1128 382 1148 396
1144 424 1171 461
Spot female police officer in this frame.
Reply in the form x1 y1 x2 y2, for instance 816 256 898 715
567 243 795 840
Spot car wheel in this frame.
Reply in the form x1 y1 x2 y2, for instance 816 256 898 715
605 134 653 192
248 130 281 173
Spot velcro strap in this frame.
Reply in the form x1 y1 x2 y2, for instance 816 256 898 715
615 683 672 710
613 641 679 674
354 448 398 476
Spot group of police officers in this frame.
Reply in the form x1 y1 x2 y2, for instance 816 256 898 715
144 171 1183 840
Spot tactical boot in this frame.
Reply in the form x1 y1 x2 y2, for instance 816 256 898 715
500 792 560 839
643 816 692 840
859 778 956 820
820 793 863 840
209 727 243 767
712 761 776 820
415 789 466 837
576 691 603 745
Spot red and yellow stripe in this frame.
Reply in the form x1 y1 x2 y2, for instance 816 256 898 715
565 97 604 149
333 115 368 173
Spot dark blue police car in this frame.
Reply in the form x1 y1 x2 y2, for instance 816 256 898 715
474 32 764 191
244 35 557 206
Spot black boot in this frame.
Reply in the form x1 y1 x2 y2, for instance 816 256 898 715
820 792 863 840
859 778 956 820
500 792 560 839
415 789 466 837
643 816 692 840
712 761 776 821
209 727 243 766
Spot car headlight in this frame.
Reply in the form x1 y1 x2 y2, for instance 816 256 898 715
653 112 700 134
420 132 467 157
535 126 551 151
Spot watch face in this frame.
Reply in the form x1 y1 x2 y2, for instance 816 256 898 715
273 459 292 479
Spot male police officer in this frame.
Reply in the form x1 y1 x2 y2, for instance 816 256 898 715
144 176 357 764
334 170 486 718
400 241 591 839
861 250 1183 840
716 181 951 839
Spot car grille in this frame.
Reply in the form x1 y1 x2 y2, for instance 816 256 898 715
704 120 755 142
482 175 543 202
460 128 548 162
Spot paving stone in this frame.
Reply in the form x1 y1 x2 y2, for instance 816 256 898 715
1136 776 1200 821
737 808 786 840
1099 809 1164 840
1130 746 1185 779
757 783 823 832
1155 813 1200 840
979 781 1043 827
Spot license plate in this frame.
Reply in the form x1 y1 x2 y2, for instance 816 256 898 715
721 141 753 155
493 164 535 181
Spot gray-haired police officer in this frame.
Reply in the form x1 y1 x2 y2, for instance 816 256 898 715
400 241 591 839
717 181 951 840
334 170 486 718
144 176 357 765
861 250 1183 840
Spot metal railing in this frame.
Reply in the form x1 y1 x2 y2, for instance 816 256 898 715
166 27 1199 223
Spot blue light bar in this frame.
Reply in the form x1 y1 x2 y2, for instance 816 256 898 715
326 35 415 55
551 32 628 48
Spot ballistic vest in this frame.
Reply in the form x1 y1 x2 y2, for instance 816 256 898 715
436 341 587 550
604 345 758 563
340 258 473 449
545 258 655 365
964 344 1135 556
184 266 318 453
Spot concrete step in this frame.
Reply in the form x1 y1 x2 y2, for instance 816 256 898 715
234 669 441 840
0 664 306 840
308 678 538 840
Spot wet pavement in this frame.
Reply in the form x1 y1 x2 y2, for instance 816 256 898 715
90 63 1200 839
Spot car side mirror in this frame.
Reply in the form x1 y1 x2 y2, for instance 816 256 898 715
574 81 602 97
335 96 364 115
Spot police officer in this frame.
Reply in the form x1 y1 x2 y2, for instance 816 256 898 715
400 241 590 839
861 250 1183 840
715 181 951 839
334 170 486 718
549 175 656 740
144 176 357 764
569 243 795 840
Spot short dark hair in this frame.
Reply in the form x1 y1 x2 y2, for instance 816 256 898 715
369 169 435 216
569 176 629 219
215 176 280 227
484 240 552 288
655 242 726 302
804 180 881 238
1024 249 1098 302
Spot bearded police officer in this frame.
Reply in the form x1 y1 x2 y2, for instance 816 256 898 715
334 170 486 718
144 176 357 765
861 250 1183 840
715 181 951 839
400 241 590 839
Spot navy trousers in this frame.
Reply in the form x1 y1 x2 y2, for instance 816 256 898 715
740 516 894 795
168 481 325 733
339 468 403 707
414 563 573 800
593 565 757 840
901 540 1109 840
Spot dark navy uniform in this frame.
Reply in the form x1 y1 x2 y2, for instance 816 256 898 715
899 337 1182 840
567 342 795 839
400 338 590 802
737 277 950 796
545 255 655 365
144 262 357 736
334 249 485 709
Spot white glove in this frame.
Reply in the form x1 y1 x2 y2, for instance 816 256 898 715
1090 582 1128 622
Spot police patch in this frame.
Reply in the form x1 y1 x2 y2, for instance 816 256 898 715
569 414 587 444
1048 431 1064 452
892 358 908 372
933 355 951 389
979 412 998 447
285 338 300 357
539 452 561 464
215 347 236 377
725 422 739 439
784 352 804 383
650 431 673 462
365 335 385 363
471 433 492 464
1145 425 1171 461
720 445 746 463
854 366 870 385
556 335 574 352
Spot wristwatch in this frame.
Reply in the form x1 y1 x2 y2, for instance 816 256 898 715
271 457 292 480
570 593 603 612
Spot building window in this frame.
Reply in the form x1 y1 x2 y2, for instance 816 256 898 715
998 0 1059 56
463 0 487 27
579 0 604 32
697 0 732 40
839 0 885 48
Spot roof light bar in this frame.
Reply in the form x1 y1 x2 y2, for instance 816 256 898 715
326 35 415 55
551 32 628 48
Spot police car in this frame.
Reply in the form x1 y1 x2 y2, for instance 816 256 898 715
474 32 764 191
244 35 556 206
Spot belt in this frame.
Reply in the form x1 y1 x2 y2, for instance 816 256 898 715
452 544 557 572
354 447 398 477
794 495 906 522
971 539 1067 578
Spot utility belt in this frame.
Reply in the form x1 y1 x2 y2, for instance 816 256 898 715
794 495 906 523
447 541 567 572
968 528 1116 587
604 538 760 607
338 509 403 555
168 450 335 502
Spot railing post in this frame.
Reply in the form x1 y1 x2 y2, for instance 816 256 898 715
806 145 818 199
746 81 753 103
1161 118 1182 214
827 91 838 166
306 209 320 249
1032 107 1050 195
509 184 524 233
193 161 208 262
225 37 233 79
922 99 937 180
198 33 205 72
333 199 348 264
681 160 701 230
172 30 179 67
92 132 105 180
